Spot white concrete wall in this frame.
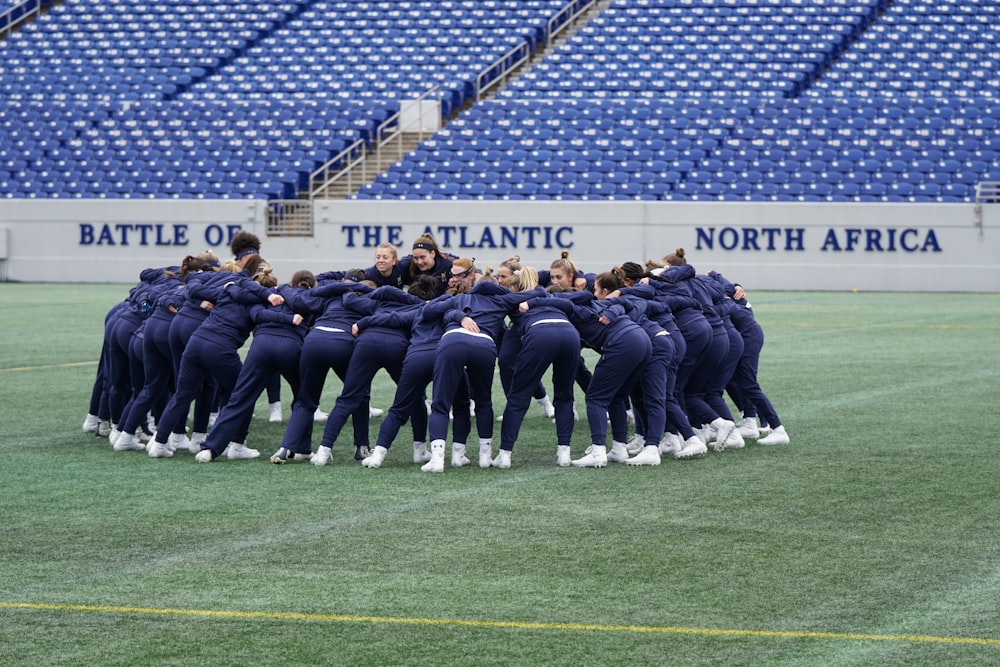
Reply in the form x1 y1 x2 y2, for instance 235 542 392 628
1 199 997 291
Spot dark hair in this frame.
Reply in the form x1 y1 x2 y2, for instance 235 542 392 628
663 247 687 267
290 269 316 289
620 262 646 283
407 274 440 301
343 268 366 283
595 267 626 293
241 254 266 276
409 233 441 278
230 231 261 259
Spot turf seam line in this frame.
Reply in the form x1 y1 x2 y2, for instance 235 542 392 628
1 602 998 646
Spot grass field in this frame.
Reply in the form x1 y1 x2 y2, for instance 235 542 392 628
1 283 999 666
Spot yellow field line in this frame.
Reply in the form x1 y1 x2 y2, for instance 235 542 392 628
1 601 998 646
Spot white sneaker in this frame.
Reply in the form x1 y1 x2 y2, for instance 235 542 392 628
496 414 504 422
572 445 607 468
422 448 445 473
478 443 493 468
491 449 512 469
451 443 470 468
369 406 384 418
145 439 173 458
736 417 759 440
114 432 145 452
311 445 332 466
412 441 431 463
625 434 646 456
314 408 329 422
226 443 260 460
362 445 388 468
82 414 100 433
758 423 773 436
725 429 746 450
167 431 191 453
675 436 708 460
96 420 111 437
758 425 790 445
710 419 735 453
557 446 572 467
607 440 629 463
108 427 121 447
626 445 661 466
536 396 555 419
195 449 214 463
658 433 681 456
268 401 282 423
208 412 219 428
190 432 207 449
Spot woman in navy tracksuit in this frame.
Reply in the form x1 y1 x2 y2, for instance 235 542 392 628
495 267 580 468
165 262 237 448
522 272 652 468
360 277 472 469
659 252 739 452
304 282 426 465
83 299 128 437
494 256 555 420
612 273 707 460
707 271 790 446
147 259 282 460
114 258 203 452
272 273 374 463
105 268 164 444
397 233 454 296
422 267 545 472
197 270 314 462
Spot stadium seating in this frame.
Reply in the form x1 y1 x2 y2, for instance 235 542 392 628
2 0 999 201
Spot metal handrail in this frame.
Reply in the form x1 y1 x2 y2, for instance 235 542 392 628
308 137 366 200
973 181 1000 237
1 0 42 39
475 41 531 101
546 0 599 49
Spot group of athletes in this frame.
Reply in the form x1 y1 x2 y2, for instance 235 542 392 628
82 230 790 471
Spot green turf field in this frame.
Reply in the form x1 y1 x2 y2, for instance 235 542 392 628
1 284 998 666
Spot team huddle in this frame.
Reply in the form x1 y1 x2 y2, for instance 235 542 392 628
82 230 790 471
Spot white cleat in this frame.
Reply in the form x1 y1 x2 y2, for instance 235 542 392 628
557 446 572 467
362 445 388 468
675 436 708 460
536 396 556 419
421 450 445 473
758 425 790 445
114 432 146 452
710 419 736 453
226 443 260 460
167 431 191 454
268 401 283 423
572 445 608 468
368 406 384 418
194 449 214 463
412 441 431 464
491 449 512 469
479 444 493 469
626 445 662 466
145 439 173 458
625 434 646 456
725 430 746 450
607 441 630 463
736 417 759 440
451 443 470 468
82 414 100 433
313 408 329 423
658 433 682 456
310 445 332 466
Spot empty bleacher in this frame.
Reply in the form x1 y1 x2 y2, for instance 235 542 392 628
2 0 999 201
